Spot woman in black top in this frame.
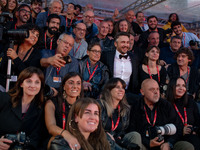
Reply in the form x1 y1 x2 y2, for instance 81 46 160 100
0 23 41 90
139 46 167 93
45 72 84 150
0 67 44 150
166 77 200 149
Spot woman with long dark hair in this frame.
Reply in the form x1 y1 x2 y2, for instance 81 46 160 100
0 67 45 149
50 98 111 150
98 78 142 149
166 77 200 149
45 72 84 150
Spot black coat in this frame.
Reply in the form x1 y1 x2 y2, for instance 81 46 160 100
167 63 199 96
100 50 140 94
128 97 181 149
0 92 44 149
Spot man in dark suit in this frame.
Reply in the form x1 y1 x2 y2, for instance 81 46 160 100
101 32 139 94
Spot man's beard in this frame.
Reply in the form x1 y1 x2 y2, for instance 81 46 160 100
48 27 59 35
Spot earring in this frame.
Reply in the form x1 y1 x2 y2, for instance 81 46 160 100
63 91 67 99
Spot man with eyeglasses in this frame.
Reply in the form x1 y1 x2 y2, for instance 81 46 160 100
6 4 31 29
40 33 79 91
76 10 98 43
69 23 88 59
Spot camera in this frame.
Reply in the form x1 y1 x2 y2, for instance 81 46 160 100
148 124 176 142
188 126 200 135
62 55 72 64
5 132 30 150
0 12 28 42
189 40 200 48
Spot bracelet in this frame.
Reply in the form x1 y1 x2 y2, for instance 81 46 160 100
60 129 65 135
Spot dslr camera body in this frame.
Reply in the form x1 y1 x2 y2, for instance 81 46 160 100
148 124 176 142
5 132 30 150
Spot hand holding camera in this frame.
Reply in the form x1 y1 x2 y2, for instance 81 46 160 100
0 136 12 150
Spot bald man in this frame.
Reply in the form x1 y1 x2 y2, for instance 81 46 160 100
128 79 193 150
40 33 79 89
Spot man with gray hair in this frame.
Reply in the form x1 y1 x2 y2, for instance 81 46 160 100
40 33 79 90
36 0 66 28
76 10 98 43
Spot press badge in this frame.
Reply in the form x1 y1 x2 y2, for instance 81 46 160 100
10 75 17 82
53 77 61 83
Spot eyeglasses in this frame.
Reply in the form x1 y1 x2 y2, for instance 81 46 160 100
76 27 86 32
84 15 94 20
60 39 73 47
19 9 31 15
90 49 101 54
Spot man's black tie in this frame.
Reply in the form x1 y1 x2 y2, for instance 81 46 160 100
119 54 128 59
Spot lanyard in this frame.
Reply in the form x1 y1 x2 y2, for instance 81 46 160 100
147 65 160 83
174 104 187 126
111 105 120 131
144 105 157 126
86 60 98 82
56 67 61 75
45 32 53 50
183 33 186 47
15 24 17 29
21 104 30 120
66 18 73 28
73 42 82 56
62 102 66 129
180 67 190 83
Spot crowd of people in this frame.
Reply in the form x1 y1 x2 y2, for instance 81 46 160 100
0 0 200 149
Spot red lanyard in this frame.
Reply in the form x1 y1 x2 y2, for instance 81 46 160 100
144 105 157 126
147 65 160 83
174 104 187 126
66 18 73 28
180 67 190 83
45 32 53 50
56 67 61 75
111 105 120 131
21 104 30 120
86 61 98 82
183 33 185 47
62 102 66 129
73 42 82 56
15 24 17 29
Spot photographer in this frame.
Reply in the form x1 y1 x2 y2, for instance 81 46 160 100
128 79 193 150
0 67 45 149
40 33 79 93
0 23 41 91
166 77 200 149
98 78 142 150
79 42 109 99
189 40 200 69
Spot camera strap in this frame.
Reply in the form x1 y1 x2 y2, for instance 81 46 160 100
111 105 120 131
174 104 187 126
86 60 98 82
179 67 190 84
144 105 157 126
147 65 160 83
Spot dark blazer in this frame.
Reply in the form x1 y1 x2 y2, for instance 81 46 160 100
0 92 44 149
100 50 139 93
